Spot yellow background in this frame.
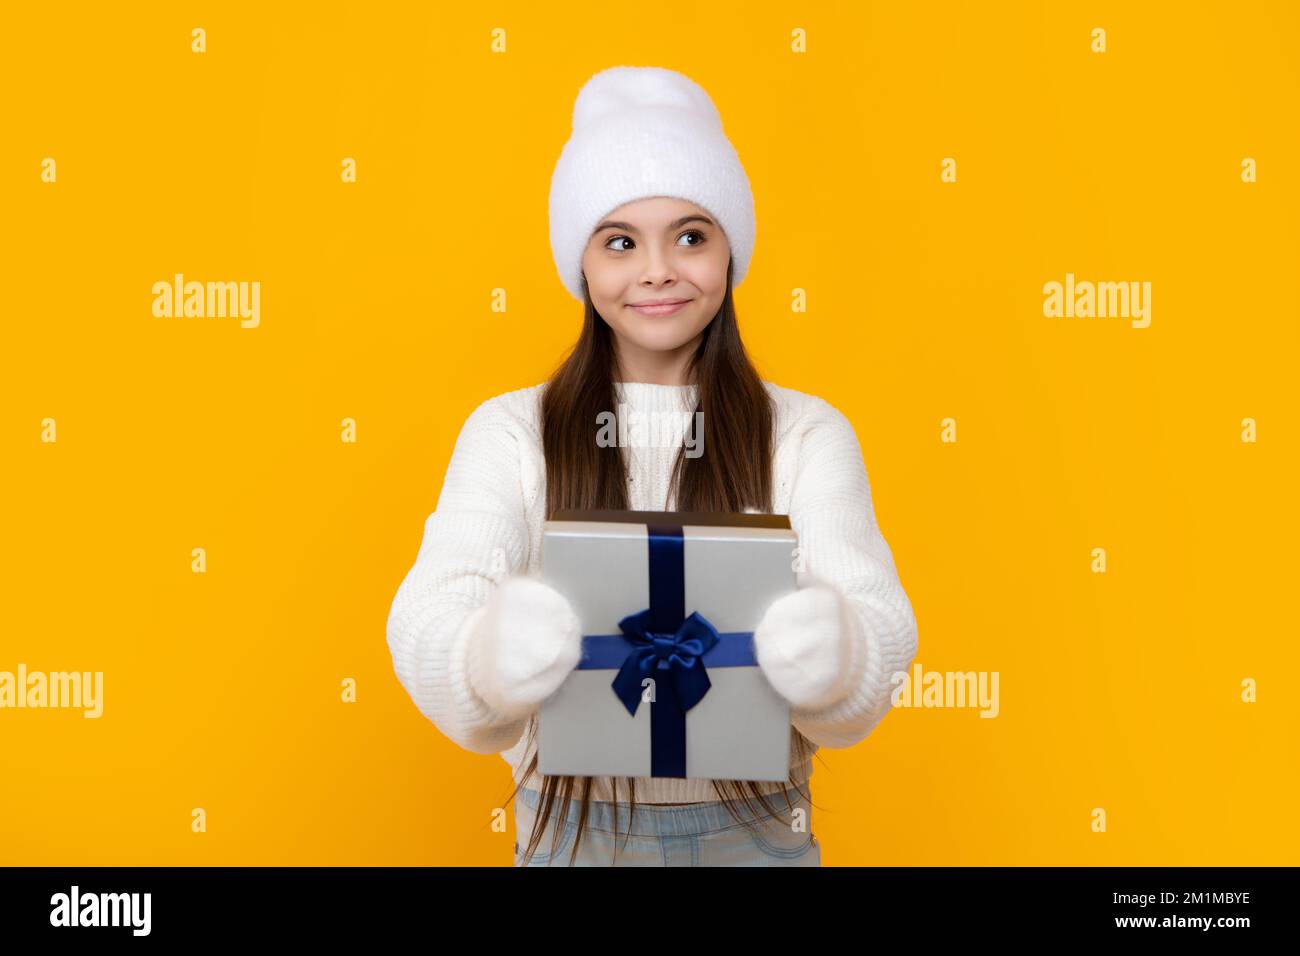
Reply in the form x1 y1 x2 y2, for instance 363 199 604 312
2 1 1296 865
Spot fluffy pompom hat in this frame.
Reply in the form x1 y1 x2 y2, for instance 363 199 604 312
548 65 756 303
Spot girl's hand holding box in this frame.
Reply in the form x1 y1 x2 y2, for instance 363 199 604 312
465 575 583 721
753 579 862 713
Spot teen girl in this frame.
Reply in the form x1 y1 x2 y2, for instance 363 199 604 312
387 65 918 866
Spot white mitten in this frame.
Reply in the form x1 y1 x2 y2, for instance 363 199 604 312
465 575 583 720
753 582 858 712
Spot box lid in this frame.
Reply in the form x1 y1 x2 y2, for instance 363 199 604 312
549 509 791 530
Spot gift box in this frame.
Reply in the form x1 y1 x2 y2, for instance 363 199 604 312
538 510 797 781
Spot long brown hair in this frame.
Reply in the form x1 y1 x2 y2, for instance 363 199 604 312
506 258 819 865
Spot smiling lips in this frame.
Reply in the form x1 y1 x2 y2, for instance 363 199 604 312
628 298 690 317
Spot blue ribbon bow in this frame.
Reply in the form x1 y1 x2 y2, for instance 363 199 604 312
610 608 721 718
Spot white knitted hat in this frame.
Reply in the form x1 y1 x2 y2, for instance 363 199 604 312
548 65 756 303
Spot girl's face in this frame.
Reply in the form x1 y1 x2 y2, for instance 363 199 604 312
581 196 731 382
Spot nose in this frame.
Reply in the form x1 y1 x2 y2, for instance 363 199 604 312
639 248 678 287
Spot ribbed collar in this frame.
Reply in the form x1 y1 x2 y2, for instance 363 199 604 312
613 380 700 413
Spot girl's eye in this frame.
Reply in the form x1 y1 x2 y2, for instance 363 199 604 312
605 231 706 252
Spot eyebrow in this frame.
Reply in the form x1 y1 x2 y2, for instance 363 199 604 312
592 214 715 236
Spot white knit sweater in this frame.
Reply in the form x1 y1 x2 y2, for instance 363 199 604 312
386 380 919 803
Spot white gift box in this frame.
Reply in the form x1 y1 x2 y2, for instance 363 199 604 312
537 510 797 781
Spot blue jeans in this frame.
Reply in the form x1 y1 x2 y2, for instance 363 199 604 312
513 785 821 866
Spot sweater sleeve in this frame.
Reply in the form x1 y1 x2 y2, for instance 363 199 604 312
385 397 533 755
784 398 919 749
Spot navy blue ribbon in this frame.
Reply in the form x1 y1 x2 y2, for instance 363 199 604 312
573 521 757 778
